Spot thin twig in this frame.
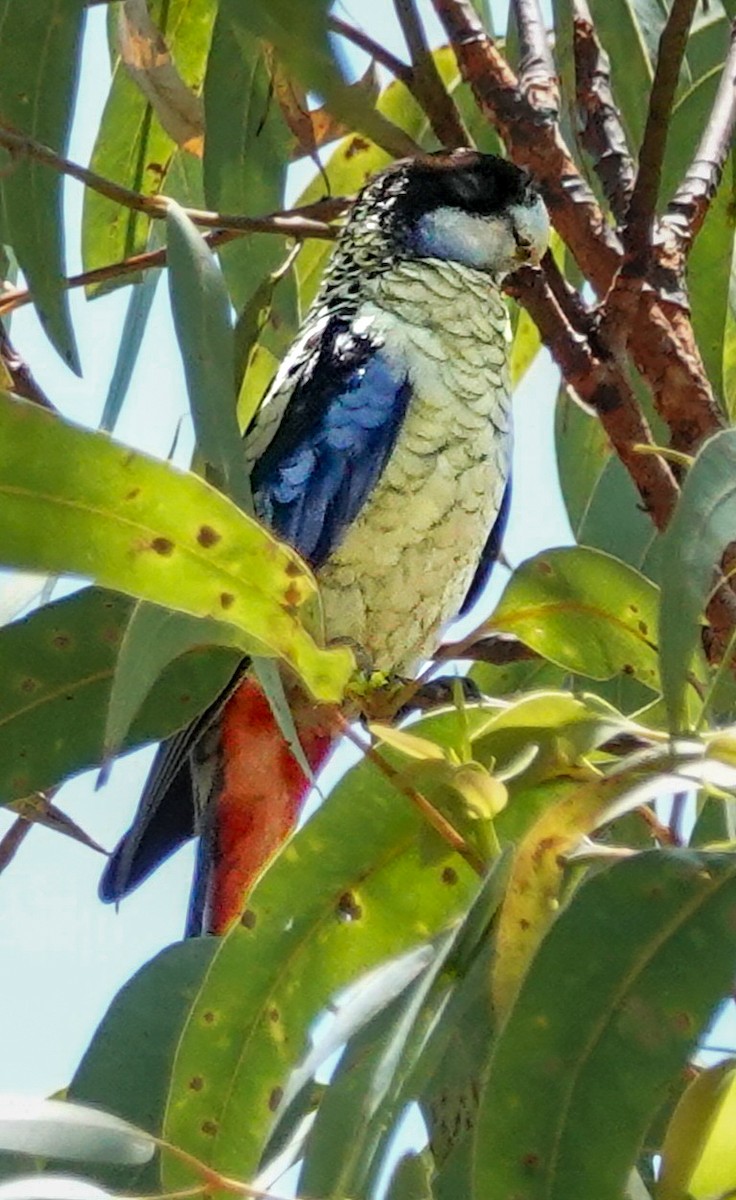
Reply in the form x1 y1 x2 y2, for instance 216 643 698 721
0 326 56 409
624 0 700 255
328 16 414 86
0 203 344 319
0 124 345 239
512 0 559 115
393 0 469 146
336 714 486 875
572 0 635 223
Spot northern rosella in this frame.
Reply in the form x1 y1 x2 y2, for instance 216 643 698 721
100 150 549 935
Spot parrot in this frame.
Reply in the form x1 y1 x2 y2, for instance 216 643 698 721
100 149 549 936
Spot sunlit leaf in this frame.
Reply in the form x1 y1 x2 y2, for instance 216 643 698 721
162 712 480 1187
659 1058 736 1200
488 546 661 690
0 394 352 702
118 0 204 155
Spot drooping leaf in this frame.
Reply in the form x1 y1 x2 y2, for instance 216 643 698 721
202 5 290 310
488 546 661 690
69 940 217 1193
475 850 736 1200
82 18 174 284
297 861 510 1200
0 394 353 702
0 587 240 804
0 0 84 369
166 201 248 508
0 1099 153 1167
99 270 161 433
687 154 735 401
658 1058 736 1200
659 429 736 731
162 712 480 1187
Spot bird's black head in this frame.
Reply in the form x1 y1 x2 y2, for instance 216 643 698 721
353 150 549 274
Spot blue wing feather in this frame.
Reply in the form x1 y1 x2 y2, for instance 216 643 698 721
250 317 413 567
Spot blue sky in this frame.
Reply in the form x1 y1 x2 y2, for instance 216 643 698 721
0 0 571 1097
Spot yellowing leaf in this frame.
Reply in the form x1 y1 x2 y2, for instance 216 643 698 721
119 0 204 155
0 394 353 702
659 1059 736 1200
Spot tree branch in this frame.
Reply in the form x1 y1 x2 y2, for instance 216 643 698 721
0 211 337 319
664 19 736 250
506 265 680 531
0 124 345 239
393 0 469 146
512 0 559 115
433 0 725 486
431 0 622 291
624 0 700 254
572 0 635 224
0 326 56 409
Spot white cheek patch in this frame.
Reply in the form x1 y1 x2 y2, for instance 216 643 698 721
414 207 516 271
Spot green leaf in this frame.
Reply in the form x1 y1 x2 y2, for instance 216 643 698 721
474 850 736 1200
202 6 290 310
297 861 511 1200
83 0 214 288
658 1058 736 1200
100 271 161 433
659 429 736 731
0 394 352 702
166 202 248 508
687 154 735 400
0 1099 153 1167
555 392 660 577
0 587 240 804
102 601 241 762
488 546 661 690
69 940 217 1192
0 0 83 369
297 939 455 1200
386 1152 435 1200
162 721 479 1186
